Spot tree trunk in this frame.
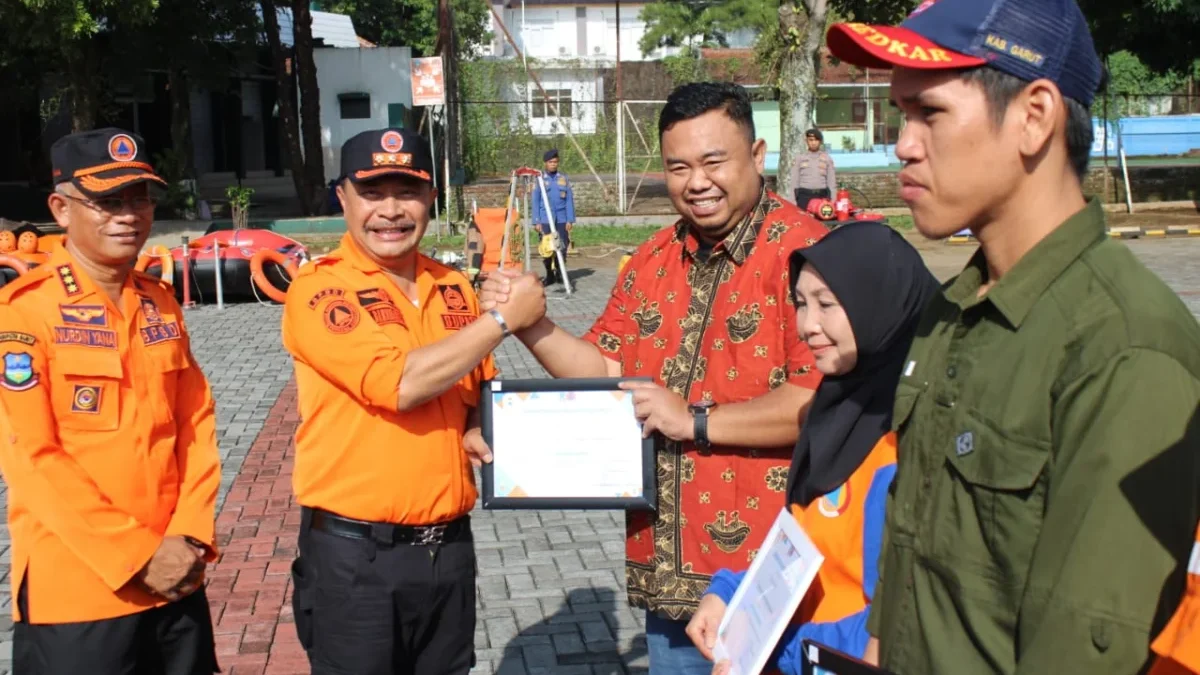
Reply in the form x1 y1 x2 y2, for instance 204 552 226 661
776 0 827 200
168 68 194 178
292 0 326 216
66 44 100 132
262 0 309 215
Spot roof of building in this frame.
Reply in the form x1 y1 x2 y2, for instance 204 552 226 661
260 8 362 49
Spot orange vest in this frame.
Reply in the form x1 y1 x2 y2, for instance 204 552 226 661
0 241 220 623
281 234 497 525
1149 523 1200 675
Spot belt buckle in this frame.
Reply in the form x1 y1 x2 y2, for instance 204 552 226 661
416 524 448 546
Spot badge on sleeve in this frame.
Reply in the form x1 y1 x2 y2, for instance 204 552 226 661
1 352 37 392
323 299 361 334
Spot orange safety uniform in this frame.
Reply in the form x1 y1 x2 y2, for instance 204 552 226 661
1149 523 1200 675
706 433 898 674
0 241 220 624
282 233 498 525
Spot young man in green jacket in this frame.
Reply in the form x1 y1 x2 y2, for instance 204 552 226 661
826 0 1200 672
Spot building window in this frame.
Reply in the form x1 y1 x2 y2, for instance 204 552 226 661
339 93 371 120
532 89 573 119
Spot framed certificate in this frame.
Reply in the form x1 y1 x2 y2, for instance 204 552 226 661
479 377 657 511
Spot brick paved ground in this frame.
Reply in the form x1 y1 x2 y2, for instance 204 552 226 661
0 238 1198 674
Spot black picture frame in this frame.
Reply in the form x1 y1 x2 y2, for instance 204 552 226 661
479 377 657 511
800 640 894 675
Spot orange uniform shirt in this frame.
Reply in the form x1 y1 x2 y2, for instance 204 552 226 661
1149 523 1200 675
282 233 498 526
0 241 220 624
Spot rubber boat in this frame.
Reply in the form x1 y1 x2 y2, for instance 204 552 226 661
0 223 59 288
137 228 308 304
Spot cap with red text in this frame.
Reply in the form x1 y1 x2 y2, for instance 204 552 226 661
51 128 167 198
826 0 1103 106
340 128 433 184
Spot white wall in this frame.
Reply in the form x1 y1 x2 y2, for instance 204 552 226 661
513 69 603 136
310 46 415 183
493 4 679 60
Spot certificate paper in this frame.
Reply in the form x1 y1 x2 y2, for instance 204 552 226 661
479 378 656 510
713 507 825 675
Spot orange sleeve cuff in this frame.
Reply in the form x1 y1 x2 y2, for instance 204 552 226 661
361 351 407 411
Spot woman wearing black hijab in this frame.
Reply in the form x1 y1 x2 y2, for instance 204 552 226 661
686 221 941 673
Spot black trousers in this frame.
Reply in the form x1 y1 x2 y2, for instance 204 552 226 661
291 509 477 675
14 583 218 675
794 187 832 208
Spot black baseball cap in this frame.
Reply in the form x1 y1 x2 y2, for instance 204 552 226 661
340 128 433 184
51 128 167 197
826 0 1103 107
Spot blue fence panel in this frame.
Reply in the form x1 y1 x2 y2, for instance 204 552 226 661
1118 115 1200 157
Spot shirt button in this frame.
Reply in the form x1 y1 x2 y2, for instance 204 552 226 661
946 365 957 378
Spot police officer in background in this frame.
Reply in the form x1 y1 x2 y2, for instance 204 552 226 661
790 128 837 209
531 148 575 285
0 128 221 674
281 127 546 674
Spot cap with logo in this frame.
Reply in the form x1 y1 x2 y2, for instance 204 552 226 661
51 128 167 197
826 0 1103 106
340 128 434 184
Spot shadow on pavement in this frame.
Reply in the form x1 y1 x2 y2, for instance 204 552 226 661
495 587 647 675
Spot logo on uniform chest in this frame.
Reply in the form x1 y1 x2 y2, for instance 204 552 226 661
437 284 475 330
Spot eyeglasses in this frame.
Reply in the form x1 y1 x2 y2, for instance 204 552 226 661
60 193 158 213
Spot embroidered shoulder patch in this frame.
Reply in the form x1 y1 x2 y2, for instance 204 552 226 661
1 352 37 391
56 264 82 296
323 299 360 334
0 332 35 346
307 287 346 310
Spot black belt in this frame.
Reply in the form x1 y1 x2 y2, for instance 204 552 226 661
305 507 469 546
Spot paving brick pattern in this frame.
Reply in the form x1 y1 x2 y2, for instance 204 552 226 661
0 239 1198 674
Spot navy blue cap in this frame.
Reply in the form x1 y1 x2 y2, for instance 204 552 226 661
340 128 433 184
51 128 167 197
543 148 559 162
827 0 1103 107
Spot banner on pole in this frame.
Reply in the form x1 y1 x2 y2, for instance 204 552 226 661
411 57 446 107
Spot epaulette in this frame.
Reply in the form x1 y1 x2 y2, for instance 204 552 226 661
0 265 53 304
131 269 174 293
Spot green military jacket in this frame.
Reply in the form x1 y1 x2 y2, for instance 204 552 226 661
868 199 1200 674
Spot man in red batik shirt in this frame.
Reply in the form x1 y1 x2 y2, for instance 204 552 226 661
481 82 828 673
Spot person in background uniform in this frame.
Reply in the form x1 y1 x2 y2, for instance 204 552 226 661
826 0 1200 671
0 128 221 674
790 128 837 210
281 127 546 675
687 222 940 674
531 148 575 285
1148 520 1200 675
481 82 829 675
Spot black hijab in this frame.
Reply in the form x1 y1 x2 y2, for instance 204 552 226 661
785 221 941 507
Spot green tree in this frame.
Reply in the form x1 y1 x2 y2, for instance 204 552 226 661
638 0 775 55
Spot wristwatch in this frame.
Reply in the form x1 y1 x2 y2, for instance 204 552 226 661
487 308 512 338
689 400 716 450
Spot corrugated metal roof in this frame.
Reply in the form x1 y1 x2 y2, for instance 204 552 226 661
260 7 362 48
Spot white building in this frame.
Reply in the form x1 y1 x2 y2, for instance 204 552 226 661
484 0 755 135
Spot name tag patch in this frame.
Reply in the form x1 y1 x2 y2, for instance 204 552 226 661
55 327 118 349
140 322 181 346
0 332 35 346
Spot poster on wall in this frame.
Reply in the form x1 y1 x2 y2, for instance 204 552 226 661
411 57 446 107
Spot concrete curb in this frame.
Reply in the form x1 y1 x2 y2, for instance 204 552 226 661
948 225 1200 245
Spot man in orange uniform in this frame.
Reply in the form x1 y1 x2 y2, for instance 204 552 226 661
282 128 545 675
0 128 221 674
1150 521 1200 675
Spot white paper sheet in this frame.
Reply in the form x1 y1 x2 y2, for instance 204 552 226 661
713 507 825 675
489 389 645 498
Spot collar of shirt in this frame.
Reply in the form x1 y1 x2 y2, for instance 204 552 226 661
48 238 143 317
333 232 437 306
676 182 768 266
945 198 1106 328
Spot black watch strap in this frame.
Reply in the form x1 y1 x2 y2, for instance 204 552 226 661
692 405 712 448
